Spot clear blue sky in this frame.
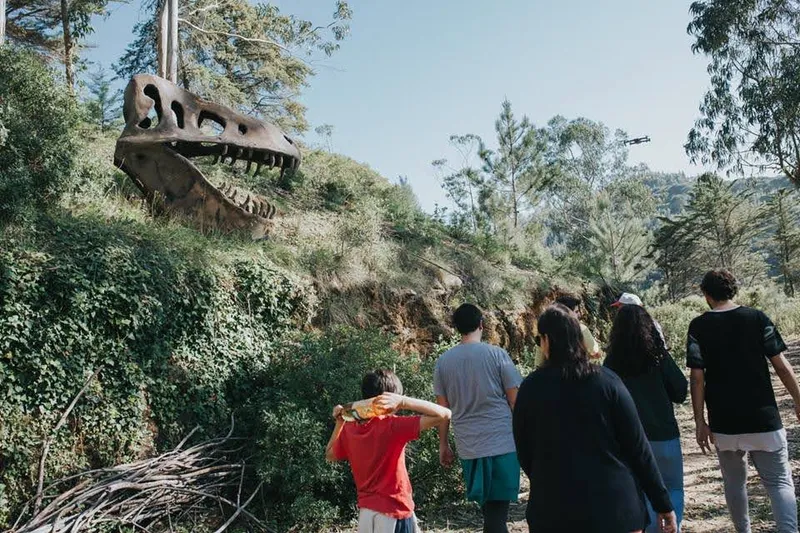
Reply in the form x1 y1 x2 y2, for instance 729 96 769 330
85 1 712 211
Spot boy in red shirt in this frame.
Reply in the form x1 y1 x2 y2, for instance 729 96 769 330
326 369 452 533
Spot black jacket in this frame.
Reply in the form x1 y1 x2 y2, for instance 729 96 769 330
513 366 672 533
604 355 688 441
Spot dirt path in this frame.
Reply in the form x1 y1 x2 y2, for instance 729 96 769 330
423 342 800 533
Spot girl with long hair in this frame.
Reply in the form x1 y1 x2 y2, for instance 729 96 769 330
513 304 677 533
605 304 688 533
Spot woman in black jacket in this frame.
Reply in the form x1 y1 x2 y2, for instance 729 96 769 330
513 304 677 533
605 304 687 533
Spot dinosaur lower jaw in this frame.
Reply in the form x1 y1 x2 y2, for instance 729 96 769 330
114 141 279 239
164 140 299 177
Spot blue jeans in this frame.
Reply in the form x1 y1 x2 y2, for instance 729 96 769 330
645 438 684 533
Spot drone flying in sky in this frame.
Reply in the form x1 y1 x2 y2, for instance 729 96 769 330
623 136 651 146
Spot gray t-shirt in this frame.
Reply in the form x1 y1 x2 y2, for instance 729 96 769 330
433 342 523 460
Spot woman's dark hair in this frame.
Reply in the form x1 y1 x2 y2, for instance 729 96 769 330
452 303 482 335
537 304 597 380
605 305 666 377
361 369 403 399
700 269 739 301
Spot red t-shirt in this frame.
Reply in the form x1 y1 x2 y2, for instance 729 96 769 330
332 415 421 518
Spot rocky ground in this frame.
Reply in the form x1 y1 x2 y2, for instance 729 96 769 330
418 341 800 533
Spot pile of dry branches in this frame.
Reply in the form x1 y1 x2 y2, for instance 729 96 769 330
10 422 272 533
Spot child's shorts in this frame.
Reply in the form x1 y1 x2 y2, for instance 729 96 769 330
358 508 421 533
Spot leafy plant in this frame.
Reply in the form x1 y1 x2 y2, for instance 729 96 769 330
0 213 315 527
245 328 464 531
0 48 80 223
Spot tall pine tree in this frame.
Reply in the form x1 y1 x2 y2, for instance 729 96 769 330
116 0 352 132
84 67 121 131
479 100 552 242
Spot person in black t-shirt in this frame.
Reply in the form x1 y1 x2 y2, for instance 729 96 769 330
687 269 800 533
606 304 687 533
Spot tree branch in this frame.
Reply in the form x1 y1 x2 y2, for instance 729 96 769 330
177 17 311 66
34 367 103 515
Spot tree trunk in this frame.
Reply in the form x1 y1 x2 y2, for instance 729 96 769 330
776 195 796 297
0 0 7 46
60 0 74 93
168 0 178 83
179 42 190 89
157 0 168 78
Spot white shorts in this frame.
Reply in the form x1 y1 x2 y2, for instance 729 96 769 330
357 508 421 533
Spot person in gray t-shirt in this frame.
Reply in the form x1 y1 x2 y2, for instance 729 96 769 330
434 303 522 533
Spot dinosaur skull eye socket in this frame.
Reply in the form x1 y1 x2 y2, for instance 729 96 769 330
284 135 294 145
138 84 163 129
199 110 226 136
238 124 248 135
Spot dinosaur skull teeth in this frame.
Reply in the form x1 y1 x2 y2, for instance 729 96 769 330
161 141 298 176
217 181 277 220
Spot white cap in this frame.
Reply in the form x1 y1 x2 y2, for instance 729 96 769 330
611 292 643 307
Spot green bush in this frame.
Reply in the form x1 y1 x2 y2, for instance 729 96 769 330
247 328 464 531
649 285 800 363
0 213 315 527
0 47 80 223
650 296 708 362
740 284 800 339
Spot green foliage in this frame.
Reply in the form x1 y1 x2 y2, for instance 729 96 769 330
5 0 122 57
546 115 629 191
584 214 651 286
651 286 800 362
240 149 394 212
436 102 554 243
740 284 800 338
83 66 122 132
650 174 767 301
0 213 315 527
0 47 80 223
116 0 352 132
246 328 464 531
433 134 487 235
769 189 800 296
686 0 800 183
650 296 709 362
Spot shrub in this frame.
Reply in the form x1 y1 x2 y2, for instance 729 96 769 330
740 284 800 339
649 285 800 363
247 328 464 531
0 213 315 527
649 296 708 362
0 47 80 223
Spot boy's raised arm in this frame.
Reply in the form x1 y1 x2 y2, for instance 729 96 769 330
325 405 346 462
374 393 452 431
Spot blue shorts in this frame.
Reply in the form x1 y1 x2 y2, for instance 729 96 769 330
460 452 520 505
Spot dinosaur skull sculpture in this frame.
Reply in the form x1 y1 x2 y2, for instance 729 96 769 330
114 74 300 239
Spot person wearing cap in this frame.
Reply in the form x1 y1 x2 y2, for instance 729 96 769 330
612 293 667 346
